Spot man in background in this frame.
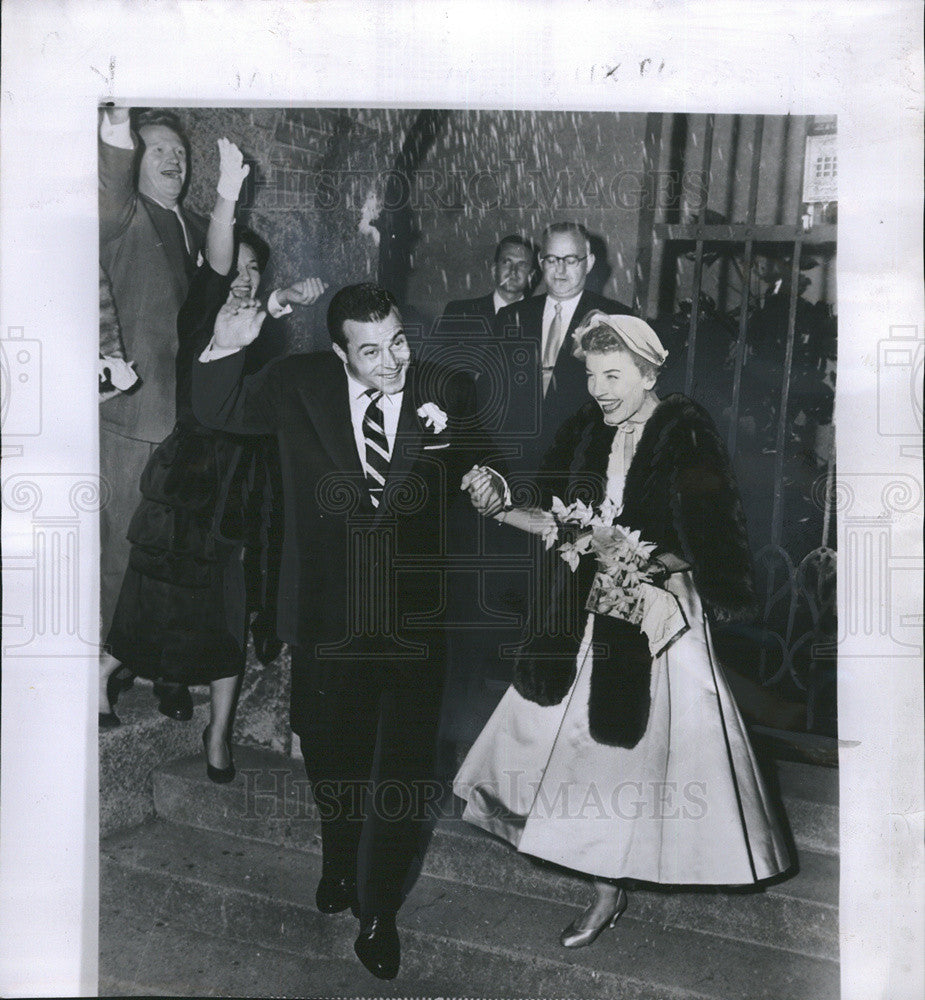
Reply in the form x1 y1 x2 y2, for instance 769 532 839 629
99 106 206 719
437 234 536 339
494 221 632 476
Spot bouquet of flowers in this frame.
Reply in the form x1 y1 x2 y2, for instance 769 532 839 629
544 496 689 656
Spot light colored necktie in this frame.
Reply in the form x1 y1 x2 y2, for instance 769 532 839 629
542 302 563 397
362 389 390 507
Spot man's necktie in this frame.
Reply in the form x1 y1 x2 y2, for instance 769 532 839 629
363 389 390 508
542 302 563 397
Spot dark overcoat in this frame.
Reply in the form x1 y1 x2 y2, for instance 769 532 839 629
516 393 757 746
192 349 494 729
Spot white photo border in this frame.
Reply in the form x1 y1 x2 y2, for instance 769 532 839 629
1 1 922 997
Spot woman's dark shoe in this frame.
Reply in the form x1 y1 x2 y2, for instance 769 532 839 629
315 874 360 916
354 913 400 980
106 666 134 706
100 665 134 727
155 680 193 721
559 889 628 948
202 726 235 784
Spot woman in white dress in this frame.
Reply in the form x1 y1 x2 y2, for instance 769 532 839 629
455 313 791 947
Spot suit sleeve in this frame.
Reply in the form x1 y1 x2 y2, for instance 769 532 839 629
98 136 138 244
192 350 282 436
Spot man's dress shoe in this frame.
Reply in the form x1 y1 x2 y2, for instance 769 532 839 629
315 875 360 917
354 914 400 980
154 681 193 721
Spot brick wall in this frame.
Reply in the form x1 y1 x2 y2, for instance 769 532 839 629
158 107 822 351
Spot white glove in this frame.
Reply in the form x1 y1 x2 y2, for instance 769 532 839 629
216 137 250 202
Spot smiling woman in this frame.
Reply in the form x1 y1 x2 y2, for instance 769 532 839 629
455 310 791 949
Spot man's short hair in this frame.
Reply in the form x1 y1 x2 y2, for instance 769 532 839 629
327 283 398 350
493 234 535 263
235 224 270 274
133 108 188 144
540 221 591 255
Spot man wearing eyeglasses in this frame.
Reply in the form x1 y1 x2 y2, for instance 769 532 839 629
495 221 633 476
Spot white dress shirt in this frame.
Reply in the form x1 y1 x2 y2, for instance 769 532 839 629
492 290 522 314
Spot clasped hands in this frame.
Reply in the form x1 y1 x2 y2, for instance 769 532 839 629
461 466 508 518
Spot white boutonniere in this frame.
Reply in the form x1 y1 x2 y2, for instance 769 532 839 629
417 402 448 434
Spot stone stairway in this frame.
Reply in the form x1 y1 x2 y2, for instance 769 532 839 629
100 744 839 998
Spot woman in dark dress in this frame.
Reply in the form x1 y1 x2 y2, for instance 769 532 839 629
106 140 307 780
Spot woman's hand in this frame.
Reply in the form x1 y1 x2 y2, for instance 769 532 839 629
212 297 266 349
461 466 506 517
216 138 250 202
276 277 328 308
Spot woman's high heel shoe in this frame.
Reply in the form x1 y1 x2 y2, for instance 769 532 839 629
559 889 628 948
100 666 134 728
202 726 235 784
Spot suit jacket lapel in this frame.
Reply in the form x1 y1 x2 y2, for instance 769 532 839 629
300 364 372 511
141 196 190 290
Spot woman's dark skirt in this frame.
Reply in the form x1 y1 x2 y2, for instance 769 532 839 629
107 422 252 685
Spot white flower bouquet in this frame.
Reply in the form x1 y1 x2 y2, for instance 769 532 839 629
545 495 689 657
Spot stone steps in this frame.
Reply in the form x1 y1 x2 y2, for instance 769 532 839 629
150 747 838 963
99 643 291 837
101 818 839 999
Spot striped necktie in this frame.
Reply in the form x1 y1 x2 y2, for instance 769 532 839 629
362 388 390 508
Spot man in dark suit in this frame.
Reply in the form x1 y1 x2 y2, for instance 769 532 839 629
437 234 536 337
99 106 207 719
192 283 501 980
494 221 633 479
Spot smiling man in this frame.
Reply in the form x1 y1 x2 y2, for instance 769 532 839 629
99 106 207 718
192 282 502 981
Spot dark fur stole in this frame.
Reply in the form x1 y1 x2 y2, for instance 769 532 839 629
512 411 652 747
512 394 755 748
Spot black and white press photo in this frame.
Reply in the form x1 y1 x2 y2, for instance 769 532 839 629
0 4 921 999
95 105 842 997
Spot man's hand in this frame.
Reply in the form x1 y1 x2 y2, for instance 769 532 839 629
213 298 267 350
105 106 130 127
461 465 506 517
276 277 328 308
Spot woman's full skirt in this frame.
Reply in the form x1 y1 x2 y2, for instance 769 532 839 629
453 571 791 885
